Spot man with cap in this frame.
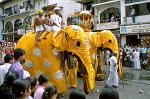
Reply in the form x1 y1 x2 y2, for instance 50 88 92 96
50 7 62 38
33 9 45 45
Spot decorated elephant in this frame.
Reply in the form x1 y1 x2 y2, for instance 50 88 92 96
67 30 122 88
67 11 122 88
16 25 95 94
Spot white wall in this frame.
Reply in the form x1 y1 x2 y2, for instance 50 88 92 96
127 15 150 24
48 0 82 26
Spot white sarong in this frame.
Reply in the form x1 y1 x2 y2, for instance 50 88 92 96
44 24 52 32
35 25 44 32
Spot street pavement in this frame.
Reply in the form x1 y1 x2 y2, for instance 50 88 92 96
60 67 150 99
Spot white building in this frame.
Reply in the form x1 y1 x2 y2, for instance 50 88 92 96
0 0 82 41
33 0 82 26
0 0 34 41
93 0 150 46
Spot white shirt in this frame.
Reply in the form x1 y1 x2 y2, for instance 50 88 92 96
109 56 117 67
0 63 11 85
50 14 62 28
23 70 30 79
131 9 135 15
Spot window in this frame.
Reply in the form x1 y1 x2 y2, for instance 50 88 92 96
5 7 13 16
43 0 47 6
14 4 19 14
14 19 22 31
5 21 13 32
126 3 150 17
139 3 147 15
147 3 150 14
23 1 28 8
38 2 41 9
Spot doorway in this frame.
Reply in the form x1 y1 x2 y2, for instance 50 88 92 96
126 35 141 46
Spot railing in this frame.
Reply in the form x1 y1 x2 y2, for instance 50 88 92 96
94 0 115 4
100 18 120 23
3 8 31 18
125 0 147 4
126 15 150 25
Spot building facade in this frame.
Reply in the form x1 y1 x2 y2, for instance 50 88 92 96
0 0 82 41
93 0 150 46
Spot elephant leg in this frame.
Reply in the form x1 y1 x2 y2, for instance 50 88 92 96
66 55 78 88
95 65 105 81
95 51 105 81
79 63 95 94
67 69 77 88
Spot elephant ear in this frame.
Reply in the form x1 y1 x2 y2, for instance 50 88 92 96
91 32 102 47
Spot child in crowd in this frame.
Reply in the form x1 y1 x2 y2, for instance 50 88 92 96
42 85 57 99
0 72 18 99
12 79 31 99
34 74 48 99
69 89 86 99
99 86 119 99
26 76 37 97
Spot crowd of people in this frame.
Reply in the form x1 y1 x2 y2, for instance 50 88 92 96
120 45 150 70
0 41 16 63
0 48 120 99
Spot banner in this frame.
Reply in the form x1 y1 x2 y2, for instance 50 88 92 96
120 24 150 34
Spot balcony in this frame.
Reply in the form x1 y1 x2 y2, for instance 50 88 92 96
126 15 150 25
3 8 30 19
94 0 119 4
96 21 119 30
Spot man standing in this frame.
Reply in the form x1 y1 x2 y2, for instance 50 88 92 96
106 53 119 88
133 49 141 70
0 54 13 85
130 6 136 23
8 48 25 79
50 7 62 37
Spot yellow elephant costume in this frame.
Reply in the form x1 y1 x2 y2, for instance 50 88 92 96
16 25 95 94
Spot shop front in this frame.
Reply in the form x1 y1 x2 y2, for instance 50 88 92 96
120 24 150 46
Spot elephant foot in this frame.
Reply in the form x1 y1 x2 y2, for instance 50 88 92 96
95 73 105 81
57 93 65 98
84 90 93 95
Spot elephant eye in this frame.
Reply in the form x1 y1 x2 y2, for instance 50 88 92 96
76 41 81 47
108 39 112 43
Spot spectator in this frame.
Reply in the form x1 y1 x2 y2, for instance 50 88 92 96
106 53 119 88
69 89 86 99
12 79 31 99
133 49 141 70
130 6 136 23
26 76 37 97
110 14 115 22
140 45 147 65
0 72 18 99
0 54 13 85
8 48 25 79
42 85 57 99
99 86 119 99
34 74 48 99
